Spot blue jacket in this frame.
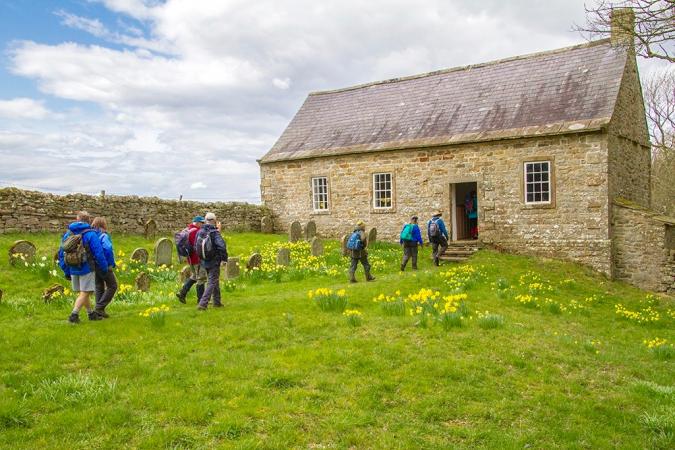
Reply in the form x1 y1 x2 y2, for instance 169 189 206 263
58 222 109 277
427 217 449 241
400 223 423 245
97 230 116 268
197 224 228 269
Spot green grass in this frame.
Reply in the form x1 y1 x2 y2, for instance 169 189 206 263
0 232 673 449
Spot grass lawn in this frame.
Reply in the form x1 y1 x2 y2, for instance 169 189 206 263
0 232 673 449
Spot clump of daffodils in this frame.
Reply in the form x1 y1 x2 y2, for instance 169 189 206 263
615 304 660 324
343 309 363 327
643 337 674 360
139 304 169 328
308 288 348 312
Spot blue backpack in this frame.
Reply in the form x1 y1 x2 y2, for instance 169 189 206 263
346 231 364 250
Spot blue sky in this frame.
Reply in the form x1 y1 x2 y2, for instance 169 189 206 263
0 0 666 202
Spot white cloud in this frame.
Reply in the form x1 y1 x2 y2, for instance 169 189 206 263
0 98 52 119
272 77 291 90
190 181 206 189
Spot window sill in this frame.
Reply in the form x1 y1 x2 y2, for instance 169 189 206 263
311 210 331 216
371 208 396 214
522 202 556 209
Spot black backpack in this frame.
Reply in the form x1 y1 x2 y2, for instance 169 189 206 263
195 229 216 260
174 227 192 257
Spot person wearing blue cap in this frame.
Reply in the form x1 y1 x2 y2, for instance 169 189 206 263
175 215 207 303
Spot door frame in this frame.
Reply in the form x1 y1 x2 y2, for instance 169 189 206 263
449 179 479 242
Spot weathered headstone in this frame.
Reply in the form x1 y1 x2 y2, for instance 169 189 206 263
261 216 274 233
180 265 192 283
305 220 317 240
42 284 65 303
144 219 157 239
341 234 350 257
135 272 150 292
310 237 323 257
247 253 262 270
368 227 377 244
224 257 240 279
9 240 36 266
289 221 302 242
276 247 291 266
130 248 149 264
154 238 173 266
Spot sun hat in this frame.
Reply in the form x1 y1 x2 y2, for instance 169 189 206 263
433 210 443 217
356 220 365 228
205 212 216 222
192 216 205 223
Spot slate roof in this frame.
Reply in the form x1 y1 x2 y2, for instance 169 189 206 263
261 39 627 163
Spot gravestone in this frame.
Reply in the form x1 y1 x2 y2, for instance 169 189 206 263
135 272 150 292
144 219 157 239
180 265 191 283
9 240 36 266
42 284 65 303
0 288 3 303
261 216 274 233
368 227 377 244
310 237 323 257
276 247 290 266
224 257 240 279
247 253 262 270
154 238 173 266
305 220 317 240
341 234 349 257
289 221 302 242
131 248 149 264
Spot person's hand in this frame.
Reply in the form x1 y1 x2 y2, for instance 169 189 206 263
65 275 71 281
216 221 222 231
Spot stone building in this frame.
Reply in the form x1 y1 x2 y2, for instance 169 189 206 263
259 9 674 293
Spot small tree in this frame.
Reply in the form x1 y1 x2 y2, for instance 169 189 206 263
575 1 675 63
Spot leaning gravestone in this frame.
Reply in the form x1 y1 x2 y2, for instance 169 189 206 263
131 248 149 264
154 238 173 267
247 253 262 270
9 240 36 266
224 257 240 279
310 237 324 257
368 227 377 244
341 234 350 257
289 221 302 242
144 219 158 239
276 247 291 266
135 272 150 292
180 265 191 283
42 284 65 303
305 220 317 240
261 216 274 234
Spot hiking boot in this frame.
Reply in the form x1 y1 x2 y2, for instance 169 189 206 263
175 290 187 304
68 313 80 324
213 303 224 308
88 311 103 321
366 275 376 282
197 305 207 311
94 309 109 319
349 272 357 283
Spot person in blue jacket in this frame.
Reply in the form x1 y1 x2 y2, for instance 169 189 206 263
91 216 117 319
58 211 109 323
196 212 228 310
427 210 449 266
400 216 423 271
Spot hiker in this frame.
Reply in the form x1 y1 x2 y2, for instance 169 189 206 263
400 216 423 271
91 217 117 319
57 211 109 323
347 220 375 283
427 210 449 266
195 212 228 310
466 190 479 239
175 216 207 304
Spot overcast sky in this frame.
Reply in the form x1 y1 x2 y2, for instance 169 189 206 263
0 0 667 202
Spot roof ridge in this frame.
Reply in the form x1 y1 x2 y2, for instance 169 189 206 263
309 38 614 96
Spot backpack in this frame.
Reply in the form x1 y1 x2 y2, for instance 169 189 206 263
174 227 192 257
195 229 216 260
62 230 90 267
400 224 413 241
346 231 364 250
429 218 440 238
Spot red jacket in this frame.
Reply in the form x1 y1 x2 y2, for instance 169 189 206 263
187 224 201 265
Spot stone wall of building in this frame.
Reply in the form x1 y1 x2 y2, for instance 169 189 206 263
0 188 269 234
611 200 675 293
260 132 613 274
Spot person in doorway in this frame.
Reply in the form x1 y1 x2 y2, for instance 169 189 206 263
399 216 423 271
347 220 375 283
427 210 449 266
196 212 228 310
175 216 207 303
58 211 109 323
466 190 478 239
91 217 117 319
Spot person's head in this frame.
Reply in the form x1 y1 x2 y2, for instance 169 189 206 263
356 220 366 230
433 210 442 218
76 211 91 224
411 216 418 224
205 212 216 224
192 215 205 228
91 216 108 231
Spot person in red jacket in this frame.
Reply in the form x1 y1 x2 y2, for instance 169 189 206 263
175 216 207 303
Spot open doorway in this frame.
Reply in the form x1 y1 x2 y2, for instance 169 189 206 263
450 182 478 241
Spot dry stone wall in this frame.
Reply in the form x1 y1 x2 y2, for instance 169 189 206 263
0 188 270 235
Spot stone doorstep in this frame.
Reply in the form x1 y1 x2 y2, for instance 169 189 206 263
438 255 471 263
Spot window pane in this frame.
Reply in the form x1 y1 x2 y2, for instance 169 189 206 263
542 192 550 202
534 173 541 182
534 192 541 202
527 193 534 202
542 172 549 182
533 163 540 172
527 173 533 182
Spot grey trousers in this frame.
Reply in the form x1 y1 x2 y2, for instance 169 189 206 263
349 254 371 275
431 236 448 265
199 265 222 307
401 244 418 270
94 270 117 311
